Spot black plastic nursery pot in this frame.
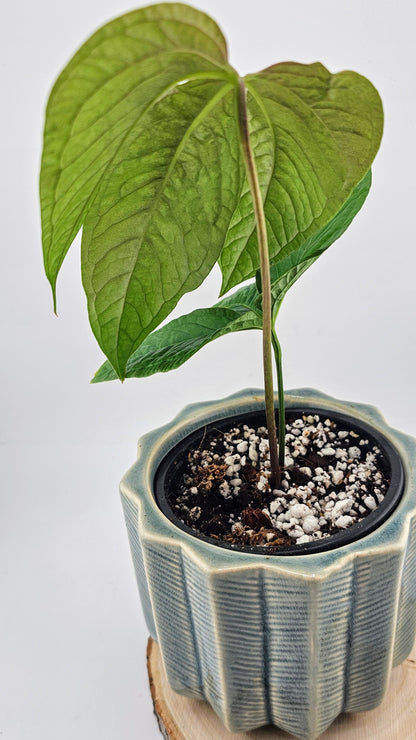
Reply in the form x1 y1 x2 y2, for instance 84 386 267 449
154 406 405 556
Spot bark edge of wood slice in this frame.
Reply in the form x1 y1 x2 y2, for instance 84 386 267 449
147 637 416 740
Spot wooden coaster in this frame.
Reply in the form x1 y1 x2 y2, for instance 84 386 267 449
147 638 416 739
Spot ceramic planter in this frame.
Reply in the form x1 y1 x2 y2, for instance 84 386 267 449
120 389 416 740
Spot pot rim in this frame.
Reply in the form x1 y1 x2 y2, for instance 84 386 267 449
153 405 405 556
120 388 416 577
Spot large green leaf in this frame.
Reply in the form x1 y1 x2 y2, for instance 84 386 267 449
81 78 245 376
40 3 240 376
93 169 371 382
219 63 383 292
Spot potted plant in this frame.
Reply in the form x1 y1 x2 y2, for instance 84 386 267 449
39 4 416 739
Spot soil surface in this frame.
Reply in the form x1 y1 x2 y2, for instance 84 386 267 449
166 412 390 550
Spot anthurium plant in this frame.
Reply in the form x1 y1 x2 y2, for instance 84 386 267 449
40 2 383 488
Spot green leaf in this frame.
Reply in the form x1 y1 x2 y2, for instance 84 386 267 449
92 285 262 381
40 4 241 377
219 62 383 292
81 79 245 377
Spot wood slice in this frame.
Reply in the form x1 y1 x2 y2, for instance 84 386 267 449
147 638 416 740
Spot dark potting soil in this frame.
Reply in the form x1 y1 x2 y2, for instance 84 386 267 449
165 412 391 550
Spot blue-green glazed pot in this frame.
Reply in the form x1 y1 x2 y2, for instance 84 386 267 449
120 389 416 740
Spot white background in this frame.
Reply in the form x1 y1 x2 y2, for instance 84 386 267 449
2 0 416 738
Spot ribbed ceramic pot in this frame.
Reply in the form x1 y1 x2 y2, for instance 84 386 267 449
120 389 416 740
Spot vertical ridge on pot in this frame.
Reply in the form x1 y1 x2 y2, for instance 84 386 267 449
141 540 203 699
343 549 405 712
341 557 357 713
264 570 312 737
310 564 355 737
177 548 204 691
262 568 354 739
180 549 228 720
209 568 270 731
260 569 272 727
392 514 416 666
182 549 224 716
120 493 156 639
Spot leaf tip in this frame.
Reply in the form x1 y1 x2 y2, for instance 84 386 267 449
113 359 126 383
48 279 58 315
218 275 228 298
90 366 105 384
91 362 123 384
45 270 59 315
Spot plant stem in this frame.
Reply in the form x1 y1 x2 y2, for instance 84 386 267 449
237 78 280 491
271 328 286 468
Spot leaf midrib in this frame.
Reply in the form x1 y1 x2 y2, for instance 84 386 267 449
221 73 355 289
218 79 276 294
